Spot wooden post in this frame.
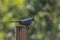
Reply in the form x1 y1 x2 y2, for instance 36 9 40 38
16 25 28 40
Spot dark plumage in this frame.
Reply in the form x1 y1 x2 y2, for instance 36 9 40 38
11 17 34 26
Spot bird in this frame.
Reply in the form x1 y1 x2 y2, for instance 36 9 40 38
11 17 34 26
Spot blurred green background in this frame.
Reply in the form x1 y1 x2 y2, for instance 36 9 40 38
0 0 60 40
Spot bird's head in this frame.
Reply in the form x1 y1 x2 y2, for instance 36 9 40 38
30 17 35 21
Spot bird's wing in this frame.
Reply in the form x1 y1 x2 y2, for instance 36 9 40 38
20 18 33 21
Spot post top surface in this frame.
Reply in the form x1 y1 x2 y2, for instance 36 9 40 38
16 25 27 28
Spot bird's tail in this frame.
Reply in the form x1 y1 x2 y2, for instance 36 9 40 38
10 20 20 22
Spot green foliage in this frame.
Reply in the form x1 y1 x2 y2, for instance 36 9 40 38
0 0 60 40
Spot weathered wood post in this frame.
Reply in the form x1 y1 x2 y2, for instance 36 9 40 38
16 25 28 40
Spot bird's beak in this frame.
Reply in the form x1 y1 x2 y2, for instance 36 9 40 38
33 19 37 23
